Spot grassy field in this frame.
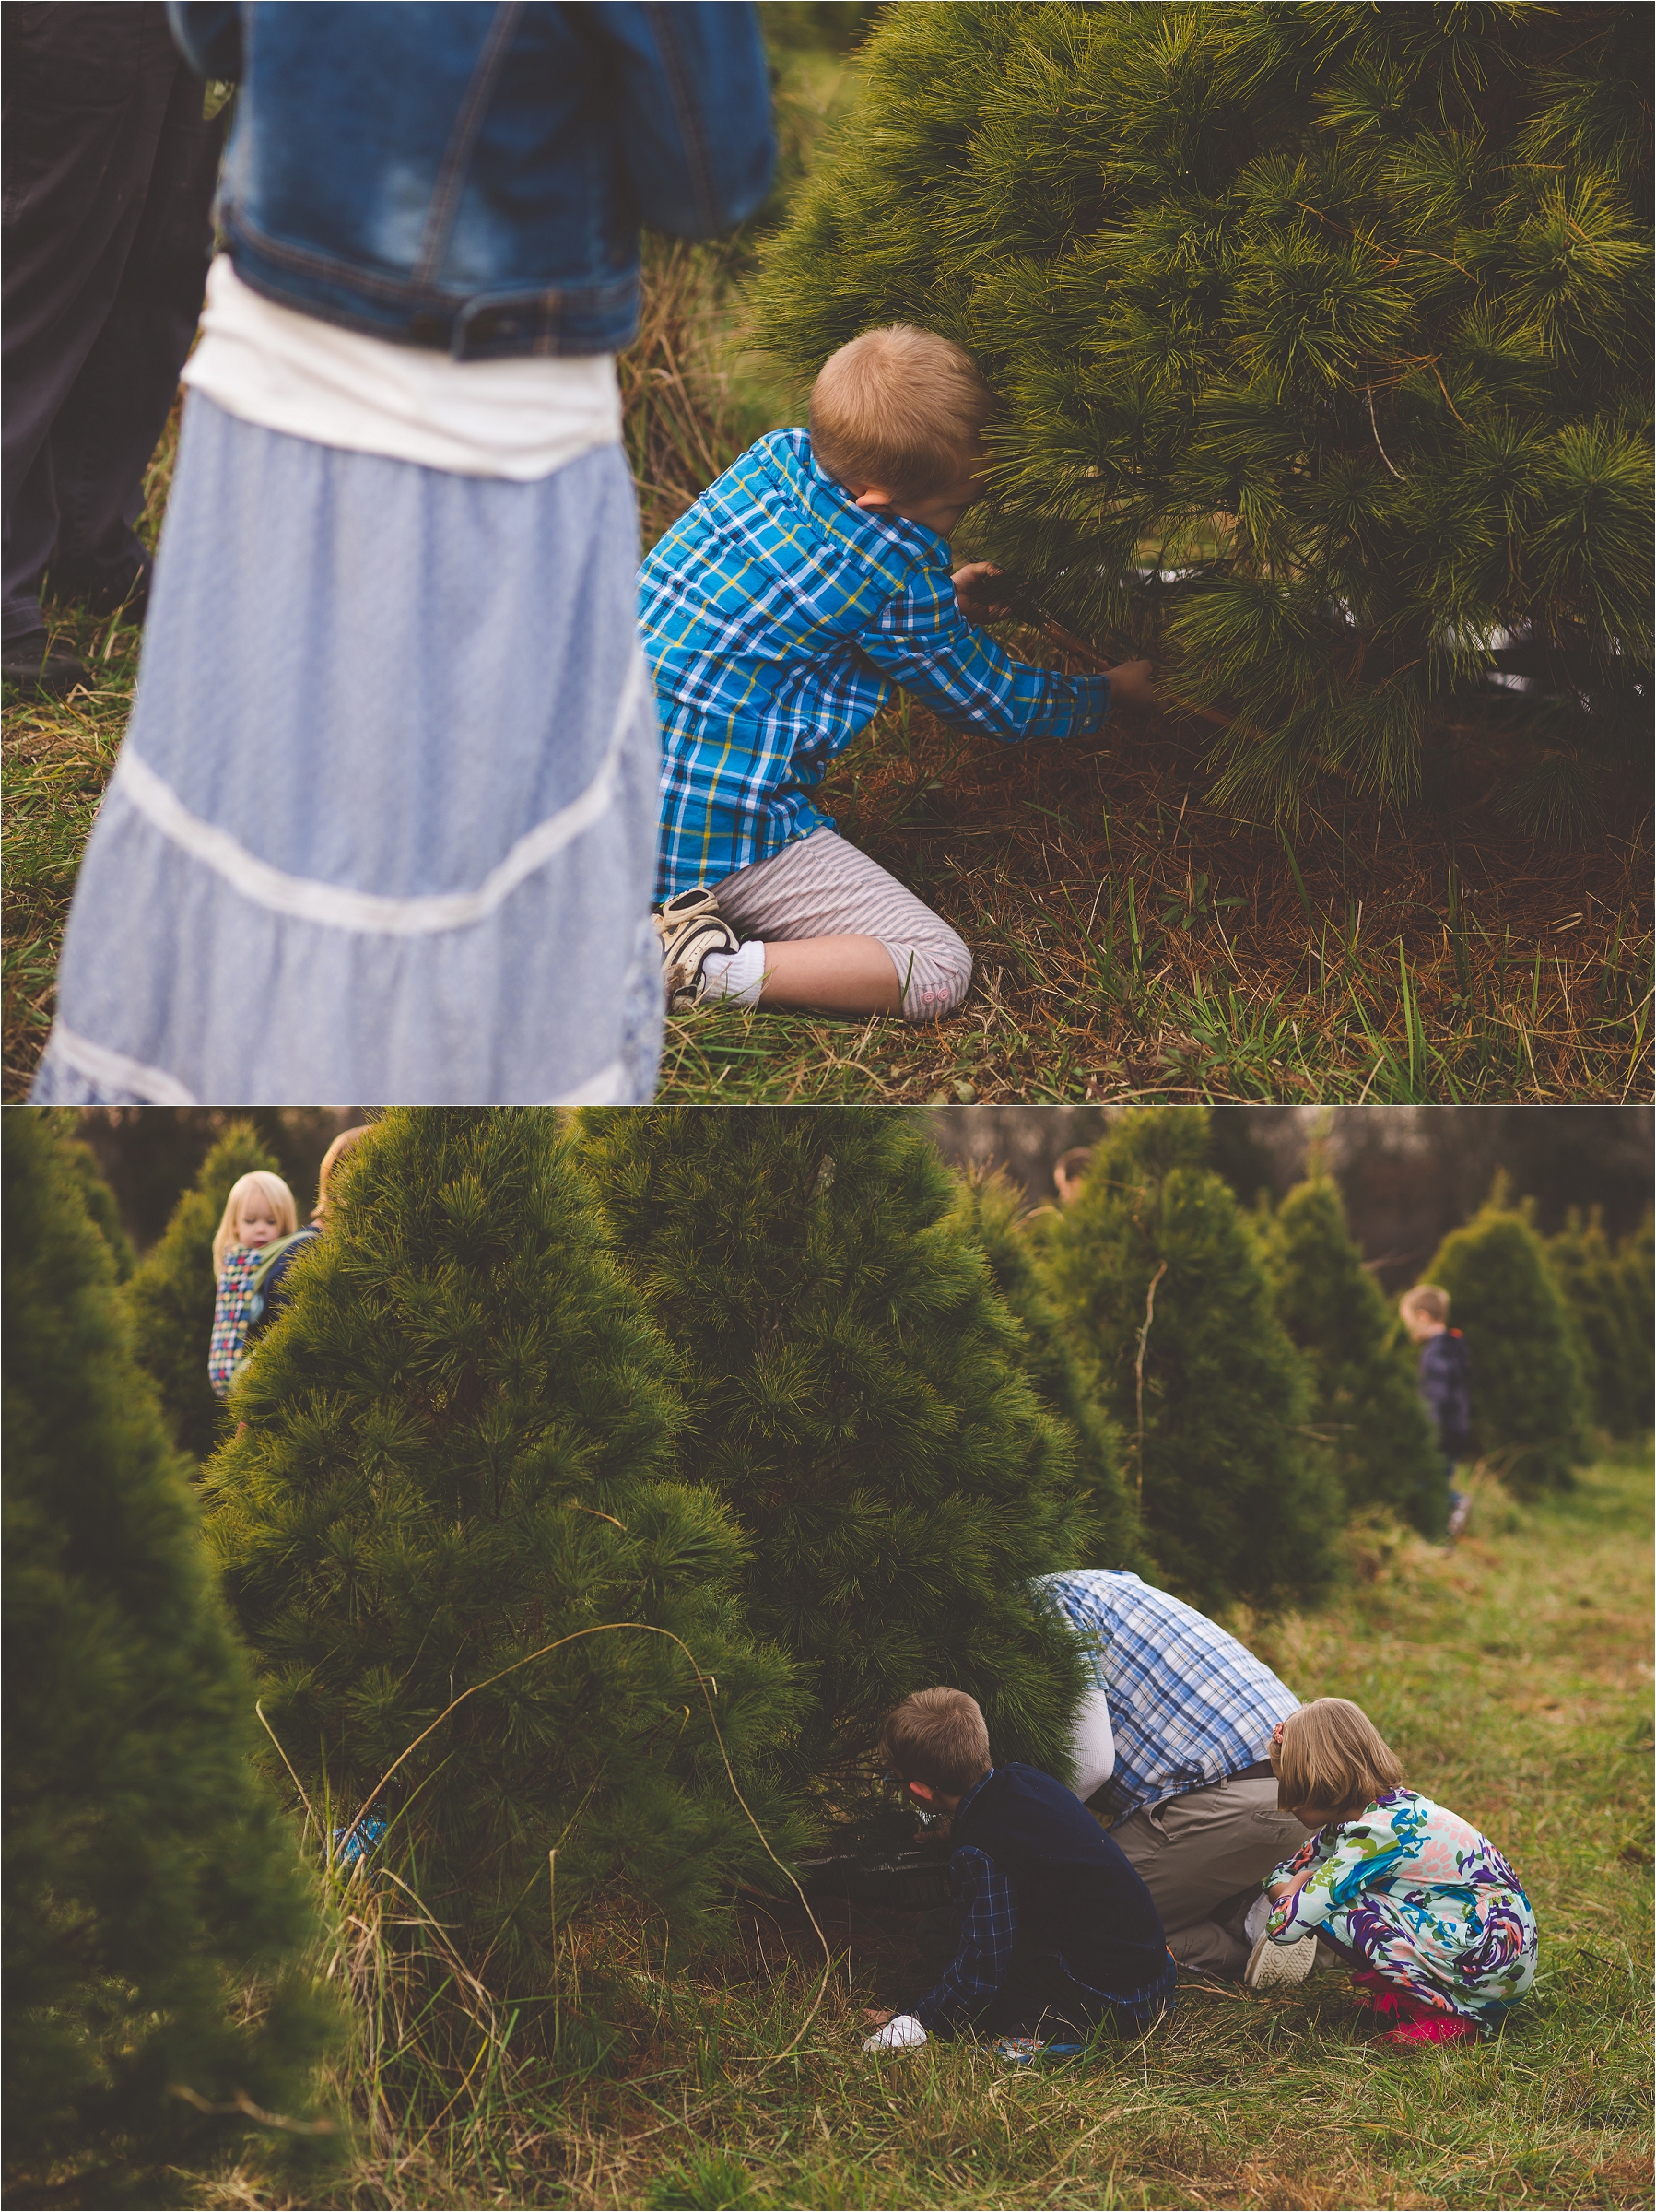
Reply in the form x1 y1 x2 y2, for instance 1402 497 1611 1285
654 689 1651 1107
194 1449 1653 2212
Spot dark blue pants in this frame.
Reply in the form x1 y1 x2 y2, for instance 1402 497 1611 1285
2 4 224 638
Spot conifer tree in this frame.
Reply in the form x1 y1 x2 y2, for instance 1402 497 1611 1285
1263 1167 1447 1535
4 1112 336 2204
43 1112 138 1279
948 1167 1145 1571
578 1108 1093 1822
126 1120 285 1462
756 4 1651 828
1546 1208 1644 1440
204 1110 803 1993
1040 1109 1341 1612
1424 1185 1589 1493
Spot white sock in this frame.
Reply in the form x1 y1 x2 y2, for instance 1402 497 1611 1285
700 938 766 1008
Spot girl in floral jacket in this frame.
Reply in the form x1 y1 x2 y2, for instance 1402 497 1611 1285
1254 1697 1537 2045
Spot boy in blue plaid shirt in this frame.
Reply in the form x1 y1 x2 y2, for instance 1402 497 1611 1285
639 326 1155 1022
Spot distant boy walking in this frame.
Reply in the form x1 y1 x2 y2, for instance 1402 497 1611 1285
862 1688 1174 2054
639 325 1155 1022
1401 1286 1474 1538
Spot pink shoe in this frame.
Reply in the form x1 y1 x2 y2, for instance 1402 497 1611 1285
1382 2015 1479 2047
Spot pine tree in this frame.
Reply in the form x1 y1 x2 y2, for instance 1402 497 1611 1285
1263 1167 1447 1535
1040 1109 1341 1612
126 1120 285 1463
4 1112 337 2204
577 1108 1093 1826
755 4 1652 829
46 1111 136 1279
1424 1184 1589 1492
203 1110 804 1995
1620 1213 1654 1435
1546 1208 1644 1440
948 1166 1145 1571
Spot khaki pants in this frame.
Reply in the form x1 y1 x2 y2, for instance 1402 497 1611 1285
1106 1776 1307 1978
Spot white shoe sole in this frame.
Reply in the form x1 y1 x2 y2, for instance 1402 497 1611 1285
1244 1931 1319 1988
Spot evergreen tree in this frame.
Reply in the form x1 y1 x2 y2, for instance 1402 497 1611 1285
204 1111 803 1994
1546 1208 1644 1440
1040 1109 1341 1612
126 1120 285 1463
1263 1168 1447 1535
4 1112 336 2205
948 1166 1145 1571
1620 1214 1654 1435
578 1108 1093 1825
756 4 1651 828
1424 1185 1589 1492
46 1111 136 1279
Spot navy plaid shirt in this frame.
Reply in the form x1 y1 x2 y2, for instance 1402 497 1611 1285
913 1773 1016 2031
639 429 1111 900
1033 1571 1300 1823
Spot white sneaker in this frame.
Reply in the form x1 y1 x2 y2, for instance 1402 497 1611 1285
1244 1931 1319 1989
654 888 740 1012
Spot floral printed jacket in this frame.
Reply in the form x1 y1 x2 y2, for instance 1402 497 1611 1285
1266 1786 1537 2031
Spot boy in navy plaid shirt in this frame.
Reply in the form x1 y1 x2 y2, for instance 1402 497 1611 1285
638 325 1154 1023
861 1688 1173 2054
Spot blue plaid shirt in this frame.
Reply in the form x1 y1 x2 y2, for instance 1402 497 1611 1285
913 1773 1015 2031
1033 1571 1300 1823
639 429 1111 899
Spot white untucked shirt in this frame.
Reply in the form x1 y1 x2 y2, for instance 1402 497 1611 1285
183 255 622 480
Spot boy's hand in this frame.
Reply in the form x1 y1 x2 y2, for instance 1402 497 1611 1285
1105 658 1157 711
952 562 1012 624
862 2007 893 2026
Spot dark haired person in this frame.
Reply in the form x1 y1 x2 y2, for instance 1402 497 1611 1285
863 1687 1174 2054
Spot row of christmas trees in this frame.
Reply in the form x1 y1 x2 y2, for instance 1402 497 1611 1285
6 1108 1648 2194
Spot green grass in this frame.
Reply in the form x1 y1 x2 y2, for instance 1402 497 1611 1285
191 1450 1653 2211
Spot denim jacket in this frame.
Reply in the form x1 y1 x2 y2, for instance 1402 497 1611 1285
167 2 773 358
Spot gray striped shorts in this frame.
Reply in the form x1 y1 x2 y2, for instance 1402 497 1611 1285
715 828 971 1023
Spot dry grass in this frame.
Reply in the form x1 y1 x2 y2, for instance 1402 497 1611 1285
656 682 1652 1106
184 1449 1654 2211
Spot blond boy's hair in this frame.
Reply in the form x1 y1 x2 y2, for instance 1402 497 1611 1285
809 326 996 500
1400 1284 1450 1324
212 1171 298 1275
1275 1697 1405 1824
311 1123 371 1226
880 1686 992 1797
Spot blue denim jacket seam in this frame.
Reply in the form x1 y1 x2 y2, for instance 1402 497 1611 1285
414 0 528 286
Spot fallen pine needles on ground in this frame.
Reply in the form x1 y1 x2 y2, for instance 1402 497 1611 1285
188 1448 1652 2212
656 684 1651 1107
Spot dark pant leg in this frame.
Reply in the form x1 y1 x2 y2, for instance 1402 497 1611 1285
1 5 216 636
48 48 224 606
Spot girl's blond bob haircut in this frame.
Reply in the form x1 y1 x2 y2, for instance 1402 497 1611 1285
1276 1698 1405 1824
1399 1283 1450 1323
212 1171 298 1275
879 1686 992 1797
809 326 996 501
311 1123 371 1227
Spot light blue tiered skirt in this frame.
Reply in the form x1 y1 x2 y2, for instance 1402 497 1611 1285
33 394 662 1105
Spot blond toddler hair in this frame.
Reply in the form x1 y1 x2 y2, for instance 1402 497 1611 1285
1399 1284 1450 1324
809 326 996 500
1276 1697 1406 1825
212 1171 298 1275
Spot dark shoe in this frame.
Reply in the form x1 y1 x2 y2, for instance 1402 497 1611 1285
49 557 151 624
1 629 90 699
